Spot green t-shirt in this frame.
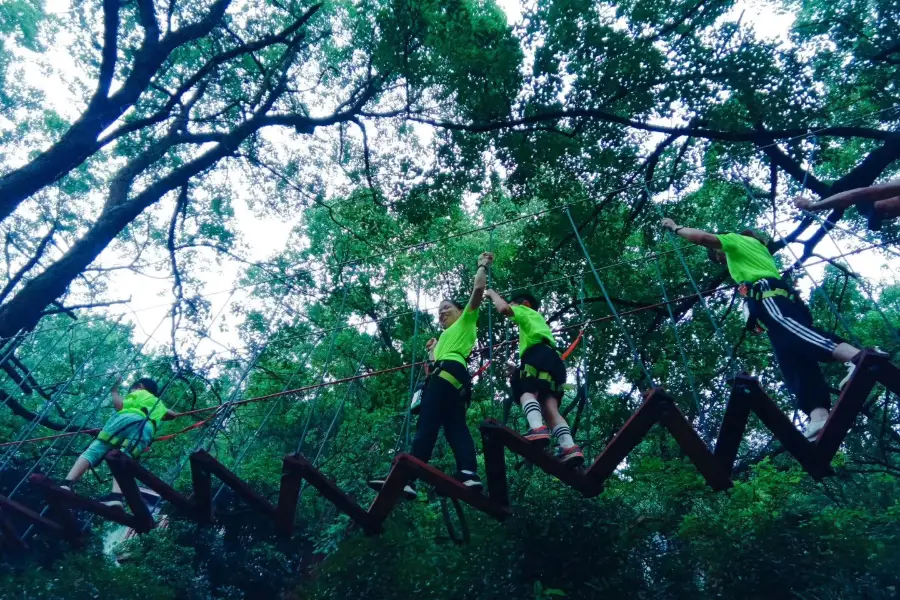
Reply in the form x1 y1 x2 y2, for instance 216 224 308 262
120 389 168 425
511 305 556 358
432 306 478 367
717 233 780 283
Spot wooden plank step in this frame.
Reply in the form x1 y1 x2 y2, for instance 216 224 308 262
394 453 511 521
713 375 756 473
480 419 602 498
480 424 510 507
657 393 732 491
282 454 376 535
816 351 880 464
0 493 66 537
106 451 195 514
586 389 666 484
189 450 278 521
740 384 831 480
30 474 144 531
872 355 900 397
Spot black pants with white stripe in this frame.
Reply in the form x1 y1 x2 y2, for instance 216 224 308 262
752 284 840 415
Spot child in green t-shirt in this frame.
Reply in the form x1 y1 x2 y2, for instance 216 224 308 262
62 377 178 507
660 217 884 440
485 289 584 465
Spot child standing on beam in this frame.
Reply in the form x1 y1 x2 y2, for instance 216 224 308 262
61 377 178 507
484 289 584 465
660 217 888 439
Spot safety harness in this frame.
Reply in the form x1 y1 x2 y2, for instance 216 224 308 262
739 277 802 332
96 407 163 458
516 338 564 392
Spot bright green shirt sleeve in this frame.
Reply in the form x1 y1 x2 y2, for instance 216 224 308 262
715 233 780 283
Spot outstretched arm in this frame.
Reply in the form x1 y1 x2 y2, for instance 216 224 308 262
661 218 722 249
794 179 900 212
111 379 124 411
484 289 515 317
467 252 493 310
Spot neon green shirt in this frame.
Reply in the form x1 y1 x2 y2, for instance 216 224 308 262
717 233 780 283
511 305 556 358
119 389 168 426
432 306 478 367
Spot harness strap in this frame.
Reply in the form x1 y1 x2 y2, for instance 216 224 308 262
436 369 464 391
519 364 560 392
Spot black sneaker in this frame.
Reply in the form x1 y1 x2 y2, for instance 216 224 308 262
367 478 417 500
456 470 483 493
97 492 126 509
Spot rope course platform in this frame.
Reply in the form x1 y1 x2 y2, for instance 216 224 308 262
1 352 896 549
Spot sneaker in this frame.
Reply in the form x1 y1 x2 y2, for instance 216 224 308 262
58 483 73 492
838 361 856 390
367 478 417 501
98 492 126 509
456 470 483 493
525 425 551 445
804 419 827 441
555 445 585 466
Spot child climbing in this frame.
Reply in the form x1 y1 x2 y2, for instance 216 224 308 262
62 377 178 507
484 289 585 465
793 179 900 231
368 252 494 500
660 217 888 439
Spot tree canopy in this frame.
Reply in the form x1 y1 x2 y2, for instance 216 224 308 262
0 0 898 598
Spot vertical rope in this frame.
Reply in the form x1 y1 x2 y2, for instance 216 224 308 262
577 275 592 456
296 280 352 454
487 227 495 417
652 257 705 426
565 207 655 387
403 262 423 452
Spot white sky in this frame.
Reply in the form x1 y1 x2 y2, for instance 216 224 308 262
11 0 898 363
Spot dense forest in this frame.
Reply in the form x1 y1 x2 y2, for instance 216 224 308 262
0 0 898 598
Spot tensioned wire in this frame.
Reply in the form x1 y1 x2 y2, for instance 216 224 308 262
6 102 896 347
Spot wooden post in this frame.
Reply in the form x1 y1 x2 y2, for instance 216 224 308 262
480 422 510 507
713 376 755 473
189 452 214 523
106 451 196 514
105 452 154 533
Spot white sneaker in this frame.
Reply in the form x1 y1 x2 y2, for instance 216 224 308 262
804 419 827 441
838 361 856 390
367 478 417 500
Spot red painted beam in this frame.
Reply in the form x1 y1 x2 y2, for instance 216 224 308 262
480 419 602 498
395 454 511 521
657 394 732 491
282 454 376 535
713 375 755 473
480 423 511 507
816 351 879 464
366 454 413 526
0 493 66 537
190 450 277 520
586 389 665 484
30 474 141 530
106 451 196 514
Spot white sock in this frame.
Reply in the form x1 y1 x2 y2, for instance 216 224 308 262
553 424 575 448
521 397 544 430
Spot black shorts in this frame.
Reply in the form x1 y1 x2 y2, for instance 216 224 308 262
510 343 566 403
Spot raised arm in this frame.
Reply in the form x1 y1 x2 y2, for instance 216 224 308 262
484 289 515 317
467 252 493 310
661 218 722 249
111 379 124 411
794 179 900 212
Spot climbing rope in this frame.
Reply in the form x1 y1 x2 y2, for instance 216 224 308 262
565 206 656 387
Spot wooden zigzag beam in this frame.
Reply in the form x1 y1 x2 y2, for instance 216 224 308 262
2 353 897 548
